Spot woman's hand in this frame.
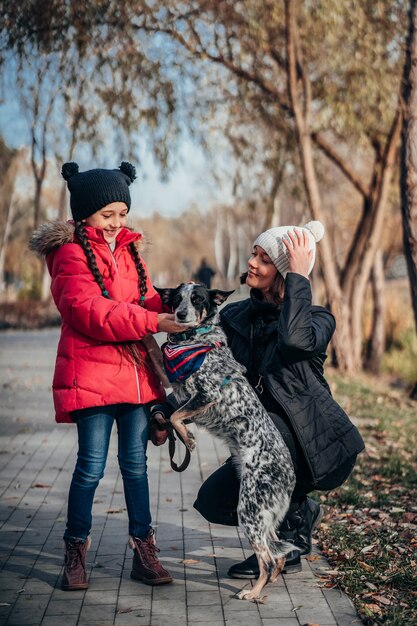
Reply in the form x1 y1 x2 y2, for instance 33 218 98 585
282 229 313 278
157 313 188 334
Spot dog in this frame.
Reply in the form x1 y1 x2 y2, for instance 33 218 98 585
156 282 297 602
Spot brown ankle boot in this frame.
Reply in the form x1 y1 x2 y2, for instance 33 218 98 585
62 537 91 591
130 530 173 585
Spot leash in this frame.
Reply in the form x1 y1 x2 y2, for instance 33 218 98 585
151 414 191 472
167 426 191 473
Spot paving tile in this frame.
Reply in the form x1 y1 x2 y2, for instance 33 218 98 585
44 598 83 615
78 603 116 622
41 617 79 626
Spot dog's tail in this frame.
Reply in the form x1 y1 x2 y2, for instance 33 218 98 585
268 539 300 559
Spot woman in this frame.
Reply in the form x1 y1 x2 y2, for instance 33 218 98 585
194 221 365 578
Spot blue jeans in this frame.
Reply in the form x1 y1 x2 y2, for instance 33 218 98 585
64 403 151 542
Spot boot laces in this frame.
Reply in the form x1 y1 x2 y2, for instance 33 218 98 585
66 542 84 570
142 538 160 563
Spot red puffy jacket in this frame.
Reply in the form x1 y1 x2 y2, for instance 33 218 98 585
30 221 166 423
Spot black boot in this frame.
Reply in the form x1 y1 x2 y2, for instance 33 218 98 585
280 497 322 555
227 550 301 579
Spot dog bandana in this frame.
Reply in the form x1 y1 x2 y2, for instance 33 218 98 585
162 342 223 383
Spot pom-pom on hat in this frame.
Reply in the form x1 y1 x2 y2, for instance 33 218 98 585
61 161 137 221
253 221 325 278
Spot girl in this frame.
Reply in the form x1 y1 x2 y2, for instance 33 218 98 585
193 222 365 578
29 162 185 591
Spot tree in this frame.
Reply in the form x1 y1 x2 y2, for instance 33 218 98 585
0 0 407 372
401 0 417 331
0 137 19 290
400 0 417 398
143 0 405 371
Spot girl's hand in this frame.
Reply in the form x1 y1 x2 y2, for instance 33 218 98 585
157 313 188 334
282 229 313 278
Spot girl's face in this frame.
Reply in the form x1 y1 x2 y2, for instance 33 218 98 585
246 246 279 297
84 202 128 244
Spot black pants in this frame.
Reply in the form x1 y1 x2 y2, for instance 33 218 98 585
194 412 312 526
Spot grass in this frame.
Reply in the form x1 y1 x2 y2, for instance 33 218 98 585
314 370 417 626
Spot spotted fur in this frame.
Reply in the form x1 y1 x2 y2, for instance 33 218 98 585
157 283 297 601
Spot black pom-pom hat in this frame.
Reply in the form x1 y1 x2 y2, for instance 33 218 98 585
61 161 137 221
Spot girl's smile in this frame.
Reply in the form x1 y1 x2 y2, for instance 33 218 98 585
85 202 128 244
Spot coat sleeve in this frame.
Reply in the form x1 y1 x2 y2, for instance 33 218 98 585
277 273 335 360
49 244 160 341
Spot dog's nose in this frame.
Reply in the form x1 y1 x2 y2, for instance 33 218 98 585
177 311 188 321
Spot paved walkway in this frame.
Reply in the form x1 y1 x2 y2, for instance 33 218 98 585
0 329 362 626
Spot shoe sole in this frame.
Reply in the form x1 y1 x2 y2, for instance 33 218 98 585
61 582 89 590
130 571 173 585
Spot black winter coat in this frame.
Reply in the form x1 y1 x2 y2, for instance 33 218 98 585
220 273 365 490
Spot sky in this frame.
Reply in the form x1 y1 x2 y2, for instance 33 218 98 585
0 88 232 219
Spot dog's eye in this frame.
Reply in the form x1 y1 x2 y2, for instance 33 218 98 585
192 294 204 304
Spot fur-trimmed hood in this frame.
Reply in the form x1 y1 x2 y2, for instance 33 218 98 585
29 221 75 257
29 220 142 258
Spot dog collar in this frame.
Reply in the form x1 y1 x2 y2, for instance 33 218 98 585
169 325 214 342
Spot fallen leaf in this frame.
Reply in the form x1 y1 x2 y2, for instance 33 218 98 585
357 560 374 571
106 508 125 514
181 559 200 564
31 483 51 488
306 554 321 561
360 544 376 554
116 608 132 614
363 603 383 616
365 582 377 591
373 594 391 606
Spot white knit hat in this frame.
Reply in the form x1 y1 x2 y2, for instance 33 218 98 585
253 221 325 278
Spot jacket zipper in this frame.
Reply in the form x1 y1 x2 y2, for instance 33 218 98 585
107 243 141 404
262 373 315 480
249 321 316 480
107 244 120 277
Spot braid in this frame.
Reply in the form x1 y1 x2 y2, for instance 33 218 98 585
75 221 108 297
129 243 148 306
74 221 143 367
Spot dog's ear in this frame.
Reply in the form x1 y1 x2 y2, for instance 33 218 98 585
155 287 173 305
209 289 235 305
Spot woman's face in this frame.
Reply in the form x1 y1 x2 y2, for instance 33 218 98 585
84 202 128 244
246 246 278 293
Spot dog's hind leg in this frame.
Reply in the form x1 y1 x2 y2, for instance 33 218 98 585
269 556 286 583
170 393 218 451
236 545 273 602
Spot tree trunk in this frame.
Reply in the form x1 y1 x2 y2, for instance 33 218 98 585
263 163 283 230
214 207 226 288
366 248 385 373
401 0 417 335
33 177 42 230
0 195 15 292
58 180 68 221
226 211 238 286
349 110 402 366
285 0 355 372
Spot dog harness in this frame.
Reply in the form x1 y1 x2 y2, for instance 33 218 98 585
162 341 224 383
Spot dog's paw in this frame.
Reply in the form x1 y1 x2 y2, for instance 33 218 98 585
185 431 196 451
236 589 266 603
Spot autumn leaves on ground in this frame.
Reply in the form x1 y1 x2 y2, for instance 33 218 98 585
314 372 417 626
